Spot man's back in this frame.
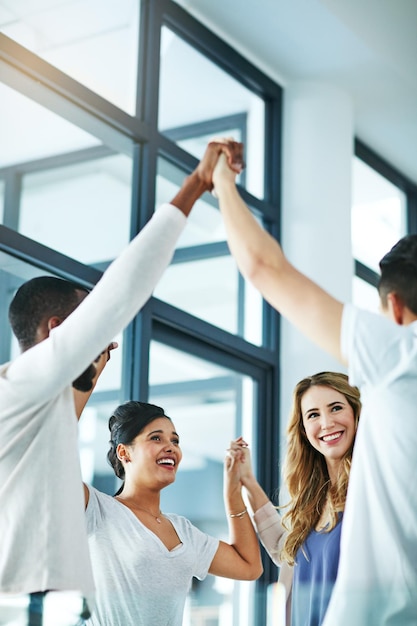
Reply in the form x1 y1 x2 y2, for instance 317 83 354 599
323 304 417 625
0 368 93 596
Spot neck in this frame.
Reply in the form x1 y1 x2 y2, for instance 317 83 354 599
116 493 163 523
326 459 341 485
116 488 161 510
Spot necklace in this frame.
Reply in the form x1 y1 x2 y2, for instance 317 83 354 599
117 498 163 523
133 506 163 524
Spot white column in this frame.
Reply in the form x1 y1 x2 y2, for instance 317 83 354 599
279 82 354 433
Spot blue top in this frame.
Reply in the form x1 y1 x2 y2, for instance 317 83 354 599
291 513 343 626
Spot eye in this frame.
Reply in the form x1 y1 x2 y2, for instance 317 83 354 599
172 438 180 445
307 411 319 420
331 404 343 412
150 435 161 441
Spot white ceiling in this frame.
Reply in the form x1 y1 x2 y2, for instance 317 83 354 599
180 0 417 185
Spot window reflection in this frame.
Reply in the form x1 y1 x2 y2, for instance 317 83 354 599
0 83 100 169
19 154 132 265
148 340 257 626
0 180 4 223
159 26 265 199
352 276 380 313
0 0 140 114
352 157 406 273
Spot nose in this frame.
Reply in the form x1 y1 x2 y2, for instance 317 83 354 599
320 412 335 430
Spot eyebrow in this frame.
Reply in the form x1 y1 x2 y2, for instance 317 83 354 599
148 428 180 438
304 400 345 417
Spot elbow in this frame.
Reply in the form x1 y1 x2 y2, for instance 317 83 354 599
244 561 264 581
243 250 265 285
254 562 264 580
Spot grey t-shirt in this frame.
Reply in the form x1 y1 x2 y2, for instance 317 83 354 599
85 486 219 626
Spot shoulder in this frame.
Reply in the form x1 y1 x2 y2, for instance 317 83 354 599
342 304 416 381
86 485 117 518
165 513 218 546
164 512 198 533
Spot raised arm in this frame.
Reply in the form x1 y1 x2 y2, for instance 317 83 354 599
213 153 345 363
231 438 286 566
230 437 270 513
73 342 118 419
7 141 245 407
208 439 263 581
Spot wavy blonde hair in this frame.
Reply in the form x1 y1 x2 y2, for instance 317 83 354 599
280 372 361 565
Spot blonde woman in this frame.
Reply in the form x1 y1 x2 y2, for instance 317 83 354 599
233 372 361 626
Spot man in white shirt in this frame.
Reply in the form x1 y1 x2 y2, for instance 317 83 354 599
212 152 417 625
0 140 243 626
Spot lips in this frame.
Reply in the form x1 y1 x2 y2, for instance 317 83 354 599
157 457 176 467
320 431 343 443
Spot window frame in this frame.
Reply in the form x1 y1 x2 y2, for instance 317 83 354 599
0 2 283 620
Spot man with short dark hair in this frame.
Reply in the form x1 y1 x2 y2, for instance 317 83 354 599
0 140 243 626
212 152 417 626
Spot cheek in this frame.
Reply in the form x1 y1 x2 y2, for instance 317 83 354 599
303 424 318 447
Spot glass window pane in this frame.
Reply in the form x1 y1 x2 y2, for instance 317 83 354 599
159 27 265 199
1 0 140 115
352 157 406 272
0 180 4 223
0 83 100 169
154 158 264 345
352 276 380 313
19 154 132 265
148 340 257 626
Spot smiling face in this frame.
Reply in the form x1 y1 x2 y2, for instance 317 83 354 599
301 384 356 473
119 416 182 489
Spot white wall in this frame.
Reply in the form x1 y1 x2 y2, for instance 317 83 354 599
279 82 354 461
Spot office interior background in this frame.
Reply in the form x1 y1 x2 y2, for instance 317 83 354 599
0 0 416 624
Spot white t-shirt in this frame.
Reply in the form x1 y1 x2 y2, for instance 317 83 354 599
85 486 219 626
0 204 186 599
323 304 417 626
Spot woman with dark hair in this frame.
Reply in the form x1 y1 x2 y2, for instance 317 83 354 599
231 372 361 626
83 400 262 626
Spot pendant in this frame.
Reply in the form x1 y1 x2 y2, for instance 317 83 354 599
156 517 162 524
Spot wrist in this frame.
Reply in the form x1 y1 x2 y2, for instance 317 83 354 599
241 474 257 489
170 170 208 216
228 507 248 519
186 168 211 196
213 175 237 198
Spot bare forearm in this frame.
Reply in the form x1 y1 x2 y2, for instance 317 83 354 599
170 170 209 216
215 178 285 283
228 515 263 575
220 491 263 579
242 475 270 514
215 176 345 362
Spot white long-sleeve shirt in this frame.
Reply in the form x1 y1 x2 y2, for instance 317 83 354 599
0 204 186 599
